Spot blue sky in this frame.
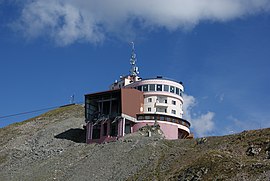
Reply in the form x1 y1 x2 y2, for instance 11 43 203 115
0 1 270 136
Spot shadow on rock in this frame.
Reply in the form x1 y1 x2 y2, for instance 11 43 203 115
55 128 86 143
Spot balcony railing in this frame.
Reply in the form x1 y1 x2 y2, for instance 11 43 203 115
155 102 168 107
86 112 121 123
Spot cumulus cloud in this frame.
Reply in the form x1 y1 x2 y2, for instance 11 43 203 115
11 0 270 45
12 1 104 45
182 94 196 121
183 94 215 137
192 112 215 137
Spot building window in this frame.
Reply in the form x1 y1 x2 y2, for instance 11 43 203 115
148 107 151 112
164 85 169 92
149 84 155 91
164 99 167 104
170 86 175 93
160 116 165 121
172 100 176 105
172 109 176 114
143 85 148 92
137 86 142 91
157 84 162 91
165 108 167 113
145 115 151 120
148 98 152 102
176 88 179 95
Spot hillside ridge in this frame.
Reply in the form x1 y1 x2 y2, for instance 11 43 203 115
0 105 269 180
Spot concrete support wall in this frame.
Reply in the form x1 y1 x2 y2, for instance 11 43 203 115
86 122 93 144
122 118 126 136
118 119 126 137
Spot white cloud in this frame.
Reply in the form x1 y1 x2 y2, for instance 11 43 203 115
182 94 196 121
183 94 215 137
192 112 215 137
13 1 104 45
11 0 270 45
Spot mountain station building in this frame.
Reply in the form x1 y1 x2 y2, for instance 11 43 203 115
84 44 191 143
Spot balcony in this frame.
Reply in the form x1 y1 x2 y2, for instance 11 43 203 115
86 112 121 123
137 113 190 128
155 102 168 107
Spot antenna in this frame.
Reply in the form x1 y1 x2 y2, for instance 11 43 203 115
129 42 139 76
70 94 75 104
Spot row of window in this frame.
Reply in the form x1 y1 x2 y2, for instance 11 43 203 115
135 84 183 97
147 107 177 114
137 114 190 128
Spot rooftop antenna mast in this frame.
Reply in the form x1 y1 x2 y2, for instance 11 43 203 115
129 42 139 77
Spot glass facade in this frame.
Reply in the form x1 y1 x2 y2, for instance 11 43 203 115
135 84 183 97
176 87 179 95
157 84 162 91
136 114 190 128
164 85 169 92
149 84 155 91
143 85 148 92
170 86 175 93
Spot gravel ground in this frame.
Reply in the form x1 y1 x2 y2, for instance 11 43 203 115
0 105 164 181
0 104 269 181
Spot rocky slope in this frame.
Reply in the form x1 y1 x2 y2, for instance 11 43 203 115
0 104 269 181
